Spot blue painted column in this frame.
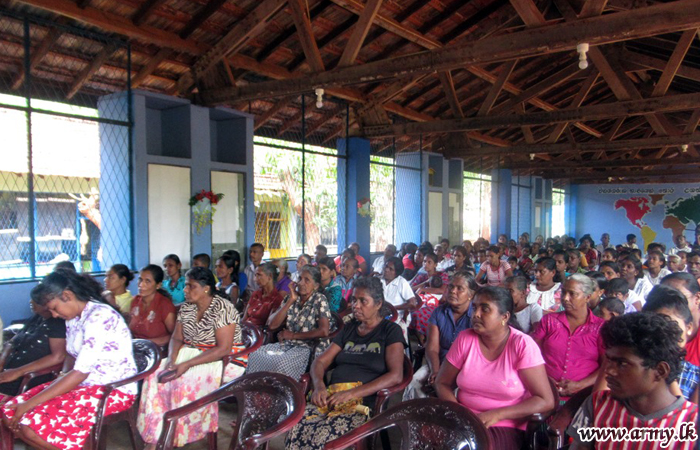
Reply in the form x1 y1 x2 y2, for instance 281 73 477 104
395 152 425 247
567 184 578 238
337 137 371 263
491 169 512 240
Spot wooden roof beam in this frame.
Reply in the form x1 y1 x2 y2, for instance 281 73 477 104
288 0 326 72
66 43 117 99
11 24 63 90
619 49 700 84
478 60 517 116
570 175 700 185
546 69 599 143
200 0 700 104
131 0 167 26
337 0 383 67
437 71 464 118
509 0 547 26
364 91 700 137
547 168 700 180
254 97 296 131
508 155 699 170
446 133 700 158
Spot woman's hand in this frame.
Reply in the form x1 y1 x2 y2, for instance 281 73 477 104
277 330 295 342
0 369 22 384
288 282 299 302
427 370 438 385
328 389 358 408
477 409 502 428
6 402 31 432
557 379 583 397
311 388 329 408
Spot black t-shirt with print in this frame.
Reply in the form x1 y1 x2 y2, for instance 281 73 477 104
330 319 405 406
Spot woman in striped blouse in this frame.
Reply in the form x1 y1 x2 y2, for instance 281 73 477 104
137 267 242 450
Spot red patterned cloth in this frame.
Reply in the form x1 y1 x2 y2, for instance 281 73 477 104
2 382 134 450
410 294 443 336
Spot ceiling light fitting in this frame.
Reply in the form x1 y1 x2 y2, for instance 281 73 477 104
315 88 324 109
577 43 589 70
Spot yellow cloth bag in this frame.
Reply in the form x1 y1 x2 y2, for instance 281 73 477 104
307 382 370 419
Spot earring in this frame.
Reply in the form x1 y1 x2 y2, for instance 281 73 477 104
502 320 506 326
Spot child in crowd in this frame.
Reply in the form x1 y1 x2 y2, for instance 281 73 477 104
243 243 265 300
508 256 524 277
605 278 639 313
505 275 542 334
585 271 606 314
668 254 683 273
597 297 625 321
622 233 639 249
644 250 672 286
678 251 689 272
192 253 211 269
600 248 618 263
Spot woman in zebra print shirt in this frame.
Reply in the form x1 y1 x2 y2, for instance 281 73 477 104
137 266 242 450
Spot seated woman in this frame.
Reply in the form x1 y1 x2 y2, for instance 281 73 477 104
242 262 285 327
620 256 653 305
506 275 543 334
404 271 476 400
475 246 513 287
104 264 134 315
410 253 450 339
526 257 562 313
435 286 554 450
382 257 418 339
162 254 186 306
129 265 177 347
274 259 293 294
291 254 312 283
532 274 605 398
2 270 137 450
214 252 240 303
444 246 474 279
318 257 343 313
0 292 66 398
285 277 405 450
246 266 331 380
137 267 242 449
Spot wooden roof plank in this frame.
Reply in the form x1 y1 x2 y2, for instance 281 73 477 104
65 43 117 99
288 0 326 72
337 0 383 67
478 60 517 116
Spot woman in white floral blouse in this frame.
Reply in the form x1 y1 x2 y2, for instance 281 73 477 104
2 269 136 450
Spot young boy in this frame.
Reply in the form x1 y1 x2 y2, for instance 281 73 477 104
605 278 639 313
243 242 265 299
568 312 698 449
668 255 683 273
192 253 211 269
597 297 625 321
623 233 639 250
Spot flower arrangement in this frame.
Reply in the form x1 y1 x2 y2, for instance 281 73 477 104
357 197 371 218
189 190 224 234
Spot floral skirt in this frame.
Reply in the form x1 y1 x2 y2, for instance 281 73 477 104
1 382 134 450
137 346 245 446
285 403 368 450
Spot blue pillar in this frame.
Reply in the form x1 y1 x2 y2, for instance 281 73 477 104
395 152 425 247
567 184 578 238
491 169 512 239
337 137 371 262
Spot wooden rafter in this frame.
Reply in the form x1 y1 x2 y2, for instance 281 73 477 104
200 0 700 103
477 60 517 116
362 91 700 137
619 49 700 84
11 24 63 90
446 134 700 158
437 71 463 118
66 43 117 99
337 0 383 67
545 69 598 143
131 0 167 26
509 0 546 26
288 0 326 72
509 156 700 170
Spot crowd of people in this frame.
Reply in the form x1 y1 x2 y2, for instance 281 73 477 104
1 228 700 449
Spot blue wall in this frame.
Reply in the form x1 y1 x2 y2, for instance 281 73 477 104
575 183 700 251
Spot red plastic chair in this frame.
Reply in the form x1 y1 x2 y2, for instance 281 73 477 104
544 386 593 450
221 321 263 379
323 398 492 450
526 377 560 450
154 372 305 450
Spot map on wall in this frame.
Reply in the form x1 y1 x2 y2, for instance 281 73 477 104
610 187 700 251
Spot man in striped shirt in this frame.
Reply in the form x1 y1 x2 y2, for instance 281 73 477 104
568 312 698 449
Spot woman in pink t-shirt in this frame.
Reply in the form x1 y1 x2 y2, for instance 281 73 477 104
435 286 554 450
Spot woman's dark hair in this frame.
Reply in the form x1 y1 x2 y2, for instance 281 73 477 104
586 271 607 290
505 275 528 292
643 285 693 326
141 264 171 300
109 264 134 284
605 278 629 296
599 261 621 274
185 266 217 295
298 254 312 265
601 312 684 385
602 248 619 259
424 253 438 264
662 272 700 296
32 270 108 307
258 261 279 284
646 250 667 269
487 245 500 255
474 286 521 331
54 261 77 272
353 276 392 318
599 297 625 316
318 256 337 273
163 254 181 266
552 249 569 263
300 265 322 287
536 257 557 273
622 256 644 280
418 244 433 256
405 243 418 255
218 252 241 284
385 256 404 277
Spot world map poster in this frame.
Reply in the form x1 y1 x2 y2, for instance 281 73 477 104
577 185 700 252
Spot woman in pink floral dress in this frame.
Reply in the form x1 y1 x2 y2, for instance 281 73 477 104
2 270 137 450
137 266 242 449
